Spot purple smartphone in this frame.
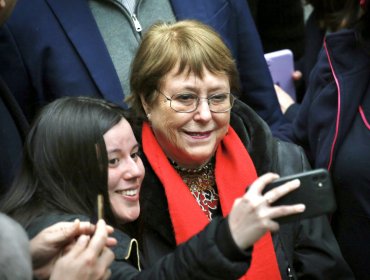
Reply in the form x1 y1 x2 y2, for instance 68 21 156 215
264 49 296 101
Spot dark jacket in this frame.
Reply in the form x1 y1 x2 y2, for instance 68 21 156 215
0 77 29 193
284 9 327 121
27 213 250 280
137 99 354 279
291 29 370 169
0 0 288 139
288 29 370 279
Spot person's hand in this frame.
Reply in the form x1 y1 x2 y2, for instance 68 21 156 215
31 219 117 279
49 219 115 280
292 70 302 82
274 70 301 114
228 173 305 250
274 85 295 114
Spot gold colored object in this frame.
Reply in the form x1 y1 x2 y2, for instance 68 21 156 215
97 194 104 220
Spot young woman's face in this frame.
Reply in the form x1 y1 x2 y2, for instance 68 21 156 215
103 118 145 224
144 66 231 168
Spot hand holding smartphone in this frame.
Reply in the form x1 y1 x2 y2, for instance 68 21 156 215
262 169 336 223
264 49 296 101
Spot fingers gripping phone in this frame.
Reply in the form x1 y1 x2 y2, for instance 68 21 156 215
264 49 296 101
263 169 336 224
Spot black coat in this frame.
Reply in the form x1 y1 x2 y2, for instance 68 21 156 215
137 100 354 280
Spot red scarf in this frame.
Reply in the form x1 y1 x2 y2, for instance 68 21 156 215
142 122 281 279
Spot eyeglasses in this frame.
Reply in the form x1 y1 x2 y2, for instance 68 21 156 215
158 91 235 113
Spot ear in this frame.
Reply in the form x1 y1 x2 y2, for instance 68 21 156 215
140 95 151 118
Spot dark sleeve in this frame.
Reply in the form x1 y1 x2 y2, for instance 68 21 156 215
284 103 301 123
0 79 28 192
216 217 253 261
232 0 291 140
292 216 355 279
110 217 251 280
291 47 335 162
0 25 36 120
276 46 332 144
274 139 311 176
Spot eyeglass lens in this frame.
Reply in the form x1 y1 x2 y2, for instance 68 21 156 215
170 93 234 113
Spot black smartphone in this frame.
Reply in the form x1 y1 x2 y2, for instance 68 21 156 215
262 169 336 223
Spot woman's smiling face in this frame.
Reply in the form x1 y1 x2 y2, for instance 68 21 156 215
144 66 231 168
104 118 145 224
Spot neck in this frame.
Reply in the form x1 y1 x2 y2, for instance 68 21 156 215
170 158 214 173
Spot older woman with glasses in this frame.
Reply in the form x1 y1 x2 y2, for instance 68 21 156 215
127 20 353 279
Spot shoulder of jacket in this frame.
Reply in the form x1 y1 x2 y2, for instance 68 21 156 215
274 139 311 176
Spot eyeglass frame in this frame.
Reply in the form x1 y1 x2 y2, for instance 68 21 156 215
157 90 236 113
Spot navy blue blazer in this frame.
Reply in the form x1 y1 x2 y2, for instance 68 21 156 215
0 77 29 193
0 0 287 137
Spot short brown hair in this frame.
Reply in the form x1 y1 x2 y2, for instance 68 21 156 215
127 20 240 118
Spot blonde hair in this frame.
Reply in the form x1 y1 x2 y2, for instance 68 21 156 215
127 20 240 118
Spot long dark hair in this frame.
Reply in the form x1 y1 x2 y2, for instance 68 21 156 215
0 97 127 228
306 0 361 31
357 0 370 43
